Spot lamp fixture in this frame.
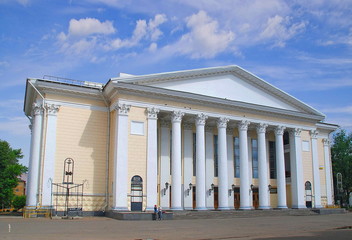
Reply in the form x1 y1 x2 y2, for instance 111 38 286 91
186 183 193 196
209 183 215 195
163 182 170 195
250 184 254 191
268 184 272 191
229 184 236 196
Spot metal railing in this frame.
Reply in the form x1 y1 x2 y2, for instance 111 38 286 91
42 75 104 89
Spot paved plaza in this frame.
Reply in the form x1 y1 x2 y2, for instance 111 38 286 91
1 212 351 240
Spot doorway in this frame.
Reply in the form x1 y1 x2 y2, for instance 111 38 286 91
214 187 219 209
131 175 143 211
252 188 259 209
305 181 312 208
234 187 240 209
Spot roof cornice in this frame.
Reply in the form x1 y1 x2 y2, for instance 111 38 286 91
110 65 325 117
112 81 325 122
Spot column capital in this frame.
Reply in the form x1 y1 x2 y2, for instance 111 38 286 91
160 119 170 128
46 104 60 116
115 103 131 116
238 120 250 131
183 122 193 130
256 123 268 134
171 111 184 123
274 126 286 136
323 138 330 146
217 117 229 128
310 129 319 139
146 107 159 119
195 113 208 126
226 127 234 135
289 128 302 137
31 102 43 116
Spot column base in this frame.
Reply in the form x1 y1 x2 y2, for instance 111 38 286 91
170 207 183 211
258 206 271 210
184 207 194 210
239 206 252 210
112 207 129 211
217 207 230 211
314 205 323 209
276 205 288 209
195 207 208 211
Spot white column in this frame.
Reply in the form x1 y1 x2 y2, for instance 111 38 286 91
257 123 270 209
289 128 306 208
205 126 215 209
310 130 322 208
171 111 184 210
42 104 60 208
195 113 207 210
238 120 251 210
217 117 229 210
146 107 159 211
183 122 194 210
227 128 235 209
26 103 44 208
112 103 130 211
160 120 171 209
323 138 333 205
275 126 287 209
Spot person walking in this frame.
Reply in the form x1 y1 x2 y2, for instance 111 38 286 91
153 205 158 220
158 206 163 220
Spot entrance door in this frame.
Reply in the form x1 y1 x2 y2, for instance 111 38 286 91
234 187 240 209
131 175 143 211
214 187 219 209
253 188 259 209
192 186 196 209
305 181 312 208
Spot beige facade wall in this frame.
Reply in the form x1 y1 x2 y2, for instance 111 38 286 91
54 104 108 211
301 130 313 196
127 106 148 209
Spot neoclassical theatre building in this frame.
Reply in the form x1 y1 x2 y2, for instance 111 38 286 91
24 65 337 214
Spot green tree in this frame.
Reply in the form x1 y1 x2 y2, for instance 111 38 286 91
12 195 26 211
331 130 352 207
0 140 27 209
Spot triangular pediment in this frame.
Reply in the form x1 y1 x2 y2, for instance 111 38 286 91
114 65 324 117
146 74 300 111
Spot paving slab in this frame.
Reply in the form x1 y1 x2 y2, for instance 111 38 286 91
0 213 351 240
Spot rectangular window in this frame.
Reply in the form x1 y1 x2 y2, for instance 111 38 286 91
130 121 144 135
234 137 240 178
269 141 276 179
214 135 218 177
193 133 196 176
252 139 258 178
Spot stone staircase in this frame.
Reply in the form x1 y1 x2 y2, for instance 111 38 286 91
172 209 327 220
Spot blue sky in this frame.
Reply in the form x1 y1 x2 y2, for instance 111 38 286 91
0 0 351 166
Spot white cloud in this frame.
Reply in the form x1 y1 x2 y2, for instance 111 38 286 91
167 11 234 59
108 14 167 50
68 18 115 37
259 15 306 47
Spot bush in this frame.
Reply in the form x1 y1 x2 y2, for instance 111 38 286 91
12 195 26 210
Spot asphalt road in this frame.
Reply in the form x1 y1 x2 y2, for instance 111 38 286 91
0 213 351 240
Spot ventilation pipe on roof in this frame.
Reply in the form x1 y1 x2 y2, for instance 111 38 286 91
100 89 110 212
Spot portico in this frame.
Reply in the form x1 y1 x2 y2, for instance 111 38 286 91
23 65 337 214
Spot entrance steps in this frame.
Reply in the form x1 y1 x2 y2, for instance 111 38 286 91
172 208 346 220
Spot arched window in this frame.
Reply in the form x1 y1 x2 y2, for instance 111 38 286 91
131 175 143 211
